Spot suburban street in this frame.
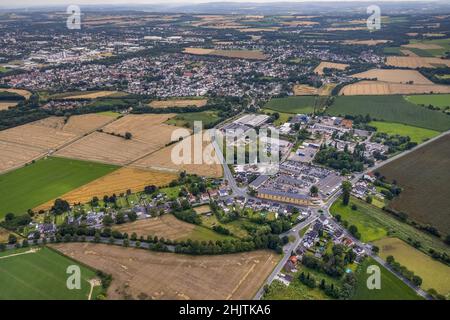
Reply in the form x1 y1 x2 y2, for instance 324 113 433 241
211 129 446 300
253 213 319 300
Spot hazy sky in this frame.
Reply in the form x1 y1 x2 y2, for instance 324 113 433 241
0 0 433 8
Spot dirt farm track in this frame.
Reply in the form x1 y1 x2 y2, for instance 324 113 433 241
52 243 279 300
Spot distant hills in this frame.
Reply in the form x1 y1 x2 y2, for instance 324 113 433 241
2 1 450 15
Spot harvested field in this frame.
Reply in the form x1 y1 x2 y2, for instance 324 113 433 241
400 49 419 57
52 243 279 300
238 27 279 32
339 80 450 95
63 114 116 135
280 21 318 26
0 118 77 150
0 102 18 110
62 91 120 100
325 27 366 31
314 61 349 75
34 167 177 211
0 114 113 151
113 215 195 241
0 88 32 99
149 99 207 108
386 56 450 68
293 84 335 96
378 134 450 235
374 237 450 296
183 47 267 60
101 114 182 146
342 40 390 46
132 131 223 178
293 84 319 95
350 69 433 84
403 43 443 50
0 140 44 173
183 48 214 55
54 131 154 166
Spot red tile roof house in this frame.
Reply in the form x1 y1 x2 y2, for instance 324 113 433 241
208 189 219 198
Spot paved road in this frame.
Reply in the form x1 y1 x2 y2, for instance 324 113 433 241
321 206 430 300
253 213 319 300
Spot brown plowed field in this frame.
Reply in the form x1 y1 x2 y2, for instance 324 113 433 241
51 243 279 300
34 167 177 210
378 134 450 235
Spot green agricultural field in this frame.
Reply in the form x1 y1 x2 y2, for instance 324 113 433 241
383 47 405 56
201 214 250 238
369 121 440 143
374 237 450 296
333 197 450 258
159 186 182 200
405 94 450 109
264 96 316 115
263 278 330 300
405 38 450 57
261 109 292 126
330 198 388 243
180 225 236 242
0 247 101 300
328 95 450 131
165 110 221 128
0 157 119 218
352 257 422 300
96 111 121 118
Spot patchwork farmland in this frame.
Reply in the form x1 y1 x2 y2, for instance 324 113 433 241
55 114 185 166
132 131 223 178
0 114 115 173
378 134 450 235
52 243 280 300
